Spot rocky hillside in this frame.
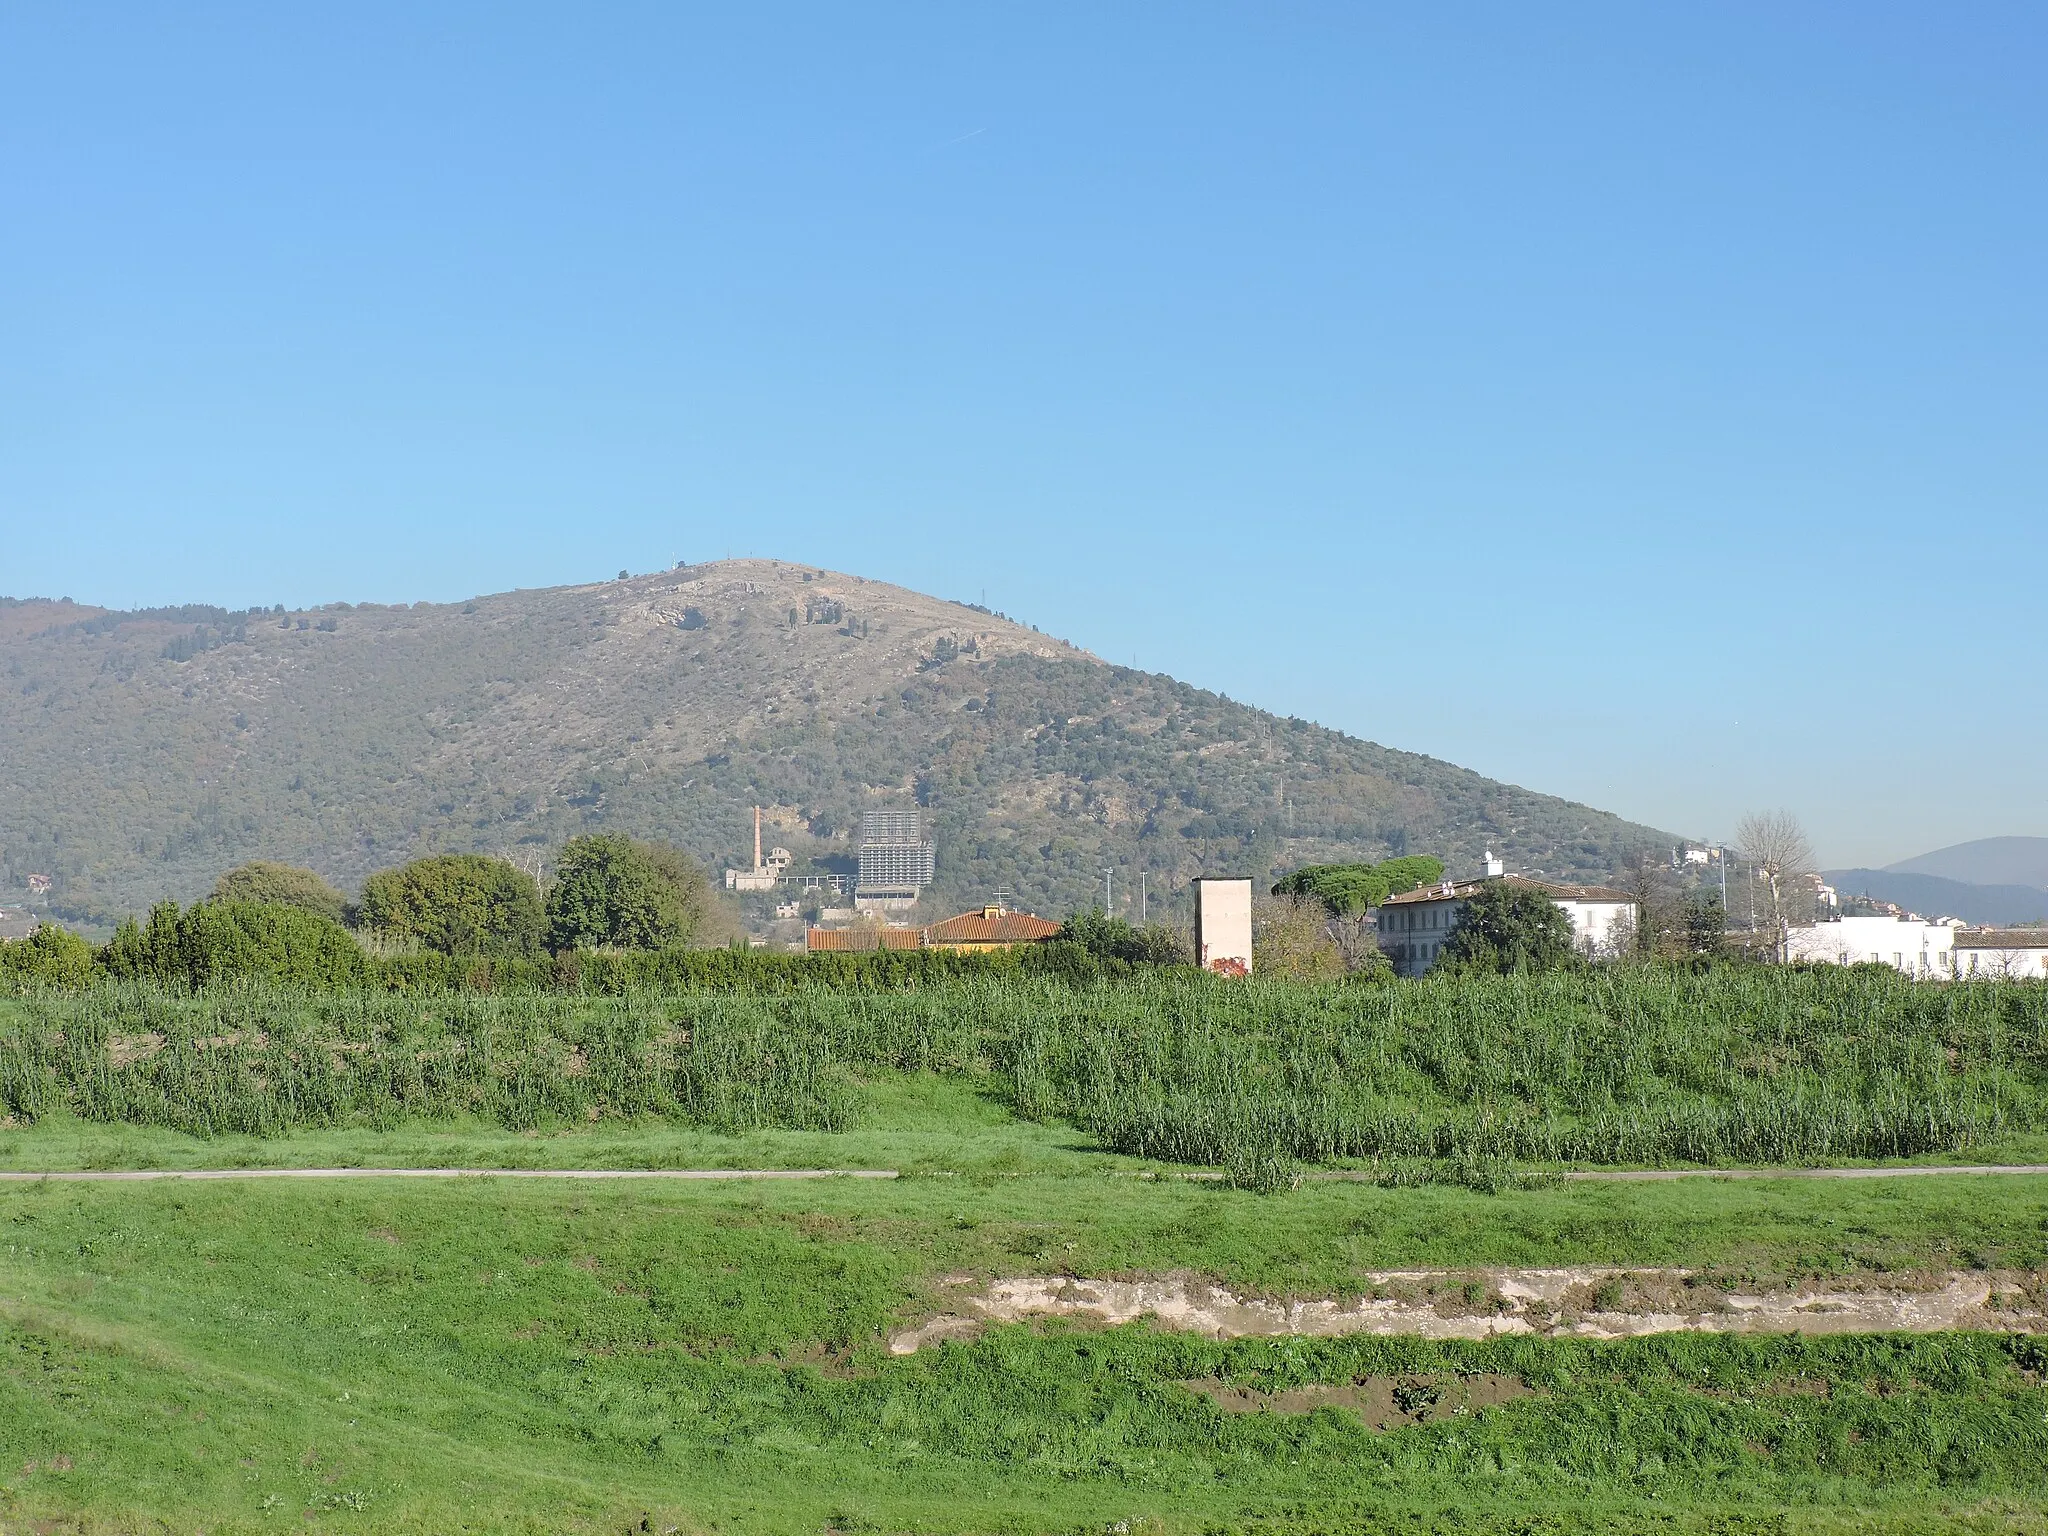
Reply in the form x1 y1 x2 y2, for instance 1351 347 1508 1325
0 561 1675 927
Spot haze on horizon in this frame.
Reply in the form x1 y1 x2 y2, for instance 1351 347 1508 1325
3 4 2042 869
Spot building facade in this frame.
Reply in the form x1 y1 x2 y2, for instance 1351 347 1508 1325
855 807 935 909
1784 914 1957 976
1952 929 2048 979
1376 861 1637 977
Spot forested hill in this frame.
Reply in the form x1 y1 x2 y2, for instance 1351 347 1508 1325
0 561 1675 926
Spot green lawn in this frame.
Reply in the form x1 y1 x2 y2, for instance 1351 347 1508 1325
4 1155 2048 1532
0 1075 1102 1177
4 1042 2048 1533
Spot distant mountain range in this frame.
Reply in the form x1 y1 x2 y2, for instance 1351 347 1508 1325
1820 837 2048 925
1823 869 2048 927
0 561 1678 928
1885 836 2048 890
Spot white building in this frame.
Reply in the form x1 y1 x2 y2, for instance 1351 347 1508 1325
725 806 794 891
1784 914 1956 977
1376 855 1637 977
1953 929 2048 979
1194 877 1254 978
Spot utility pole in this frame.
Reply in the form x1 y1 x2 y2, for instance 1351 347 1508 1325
1103 868 1113 914
1139 871 1147 925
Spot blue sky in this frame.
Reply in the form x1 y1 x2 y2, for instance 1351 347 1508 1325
3 3 2042 868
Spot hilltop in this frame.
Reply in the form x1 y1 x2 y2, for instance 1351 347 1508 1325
1886 836 2048 890
0 561 1673 926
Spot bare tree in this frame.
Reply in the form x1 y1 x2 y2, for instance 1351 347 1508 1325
1613 849 1684 961
1251 892 1349 981
497 843 554 895
1734 810 1815 961
1327 907 1391 976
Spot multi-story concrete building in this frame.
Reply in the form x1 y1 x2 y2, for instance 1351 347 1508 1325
855 807 934 910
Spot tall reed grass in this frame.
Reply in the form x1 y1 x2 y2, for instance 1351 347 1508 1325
1 969 2041 1181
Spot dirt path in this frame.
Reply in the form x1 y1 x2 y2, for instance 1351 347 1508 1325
1558 1164 2048 1181
3 1163 2045 1183
888 1268 2047 1353
0 1167 898 1182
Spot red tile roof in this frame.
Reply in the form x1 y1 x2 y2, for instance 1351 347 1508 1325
923 908 1062 946
805 926 924 953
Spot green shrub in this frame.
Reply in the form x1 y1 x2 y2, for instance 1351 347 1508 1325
544 834 726 950
209 860 348 923
1023 910 1188 981
357 854 544 958
97 900 366 989
0 922 96 989
181 901 367 987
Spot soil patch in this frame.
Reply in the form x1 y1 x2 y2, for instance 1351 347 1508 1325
887 1267 2046 1354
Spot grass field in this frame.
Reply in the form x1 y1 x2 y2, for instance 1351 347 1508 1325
3 976 2048 1531
6 1167 2048 1534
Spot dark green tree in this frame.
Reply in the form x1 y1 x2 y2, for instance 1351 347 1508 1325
1272 856 1445 915
357 855 544 957
1372 856 1446 897
210 860 348 924
1055 908 1189 967
1439 879 1576 974
545 834 722 951
1684 891 1729 959
1272 863 1387 915
1023 909 1189 980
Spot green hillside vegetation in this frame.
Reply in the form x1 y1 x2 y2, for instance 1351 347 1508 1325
0 561 1677 928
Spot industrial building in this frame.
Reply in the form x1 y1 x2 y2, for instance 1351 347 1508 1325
855 807 934 910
